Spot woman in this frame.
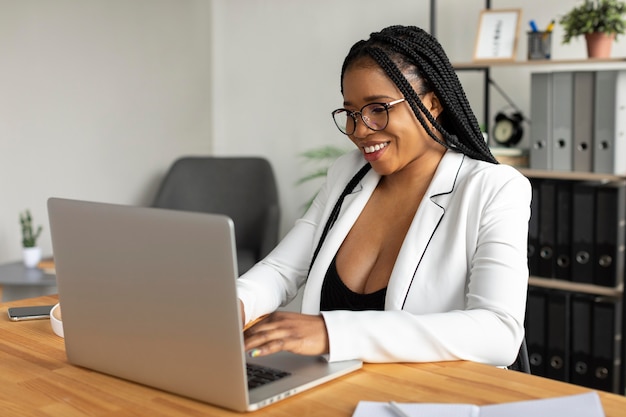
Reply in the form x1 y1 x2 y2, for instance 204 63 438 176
238 25 531 366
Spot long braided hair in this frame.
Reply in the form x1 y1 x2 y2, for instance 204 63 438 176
341 25 497 164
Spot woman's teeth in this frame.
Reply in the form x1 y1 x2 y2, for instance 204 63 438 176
364 142 389 154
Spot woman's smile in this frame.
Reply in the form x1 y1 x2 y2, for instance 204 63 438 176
363 142 389 154
362 141 390 162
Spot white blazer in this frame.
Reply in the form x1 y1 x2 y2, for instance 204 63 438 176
237 149 531 366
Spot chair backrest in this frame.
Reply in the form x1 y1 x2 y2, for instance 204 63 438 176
509 337 531 374
151 157 280 272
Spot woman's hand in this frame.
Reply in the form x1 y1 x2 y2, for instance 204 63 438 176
244 312 329 358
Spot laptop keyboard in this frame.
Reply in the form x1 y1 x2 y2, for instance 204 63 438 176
246 363 291 389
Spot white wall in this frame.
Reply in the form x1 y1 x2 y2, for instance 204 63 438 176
3 0 626 265
0 0 212 263
210 0 431 235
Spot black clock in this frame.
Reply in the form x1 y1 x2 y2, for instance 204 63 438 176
492 111 524 147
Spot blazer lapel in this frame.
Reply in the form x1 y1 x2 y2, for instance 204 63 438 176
385 151 465 310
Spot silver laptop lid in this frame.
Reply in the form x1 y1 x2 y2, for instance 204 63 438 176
48 197 250 410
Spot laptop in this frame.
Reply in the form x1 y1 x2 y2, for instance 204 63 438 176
47 197 362 412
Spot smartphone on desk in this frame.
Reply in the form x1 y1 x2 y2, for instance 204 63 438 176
7 305 55 321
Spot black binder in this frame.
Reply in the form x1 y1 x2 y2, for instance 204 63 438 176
571 182 596 284
593 181 626 287
590 298 622 393
528 179 541 276
526 287 547 376
546 290 570 382
554 181 573 281
570 294 593 388
538 180 557 278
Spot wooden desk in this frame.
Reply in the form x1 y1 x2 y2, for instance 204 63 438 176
2 295 626 417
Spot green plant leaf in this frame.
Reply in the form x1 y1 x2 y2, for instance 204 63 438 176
559 0 626 43
296 145 348 212
19 209 42 248
299 146 348 161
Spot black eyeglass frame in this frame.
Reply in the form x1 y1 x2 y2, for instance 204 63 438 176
331 98 406 135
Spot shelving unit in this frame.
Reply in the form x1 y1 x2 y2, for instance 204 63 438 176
450 21 625 397
466 66 626 389
431 0 626 395
520 169 625 394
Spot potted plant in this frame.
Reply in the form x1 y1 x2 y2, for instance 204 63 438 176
559 0 626 58
20 210 43 268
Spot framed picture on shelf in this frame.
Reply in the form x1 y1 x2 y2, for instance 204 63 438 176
473 9 522 62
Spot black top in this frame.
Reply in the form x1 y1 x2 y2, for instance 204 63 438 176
320 256 387 311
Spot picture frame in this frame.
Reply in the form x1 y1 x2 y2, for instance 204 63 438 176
473 9 522 62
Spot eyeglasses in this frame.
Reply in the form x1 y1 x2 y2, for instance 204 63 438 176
331 98 405 135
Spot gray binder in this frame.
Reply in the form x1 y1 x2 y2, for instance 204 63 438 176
593 70 626 175
572 71 594 172
551 72 573 171
530 72 553 170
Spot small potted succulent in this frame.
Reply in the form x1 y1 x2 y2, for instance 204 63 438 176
20 210 43 268
559 0 626 57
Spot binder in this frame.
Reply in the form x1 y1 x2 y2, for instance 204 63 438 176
551 72 574 171
530 72 553 170
554 181 573 281
593 70 626 175
570 294 593 388
526 287 547 377
572 71 594 172
590 298 622 393
594 181 626 287
546 290 570 382
528 179 541 276
570 182 596 284
538 180 556 278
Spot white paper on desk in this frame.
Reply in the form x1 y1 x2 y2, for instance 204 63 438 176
352 392 605 417
353 402 478 417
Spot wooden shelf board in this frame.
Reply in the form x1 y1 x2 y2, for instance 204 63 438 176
518 168 626 182
529 276 624 298
454 57 626 69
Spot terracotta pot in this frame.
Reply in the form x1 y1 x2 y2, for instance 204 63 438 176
585 32 615 58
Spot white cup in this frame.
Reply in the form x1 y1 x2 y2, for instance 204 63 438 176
50 303 64 338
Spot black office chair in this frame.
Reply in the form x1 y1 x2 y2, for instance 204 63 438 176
151 156 280 274
509 337 531 374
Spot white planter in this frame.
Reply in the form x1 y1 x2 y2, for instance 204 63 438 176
23 246 42 268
